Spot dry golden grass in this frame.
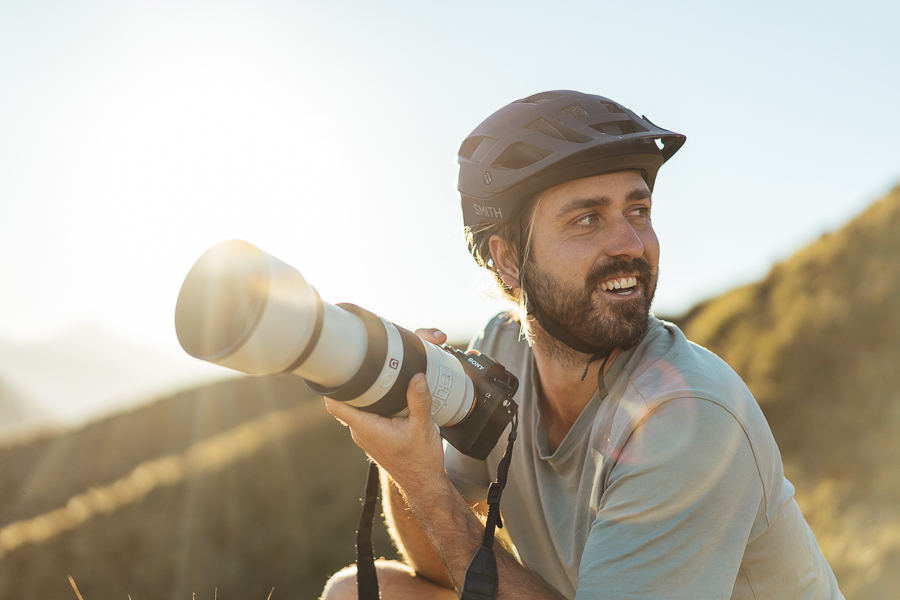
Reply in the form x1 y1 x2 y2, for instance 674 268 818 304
0 375 399 599
680 184 900 599
1 402 315 559
69 575 275 600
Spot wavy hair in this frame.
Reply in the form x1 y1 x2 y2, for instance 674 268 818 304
464 192 545 338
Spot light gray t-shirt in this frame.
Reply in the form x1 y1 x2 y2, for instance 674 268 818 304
445 314 843 600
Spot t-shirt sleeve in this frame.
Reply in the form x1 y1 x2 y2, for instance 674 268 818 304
574 397 764 600
444 440 492 501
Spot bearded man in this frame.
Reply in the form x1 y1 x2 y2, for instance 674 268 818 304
321 91 843 599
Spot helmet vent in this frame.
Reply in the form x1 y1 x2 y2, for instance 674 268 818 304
459 136 487 160
526 119 589 143
562 105 590 120
590 121 638 136
518 92 563 105
527 118 566 141
491 142 553 171
600 101 625 114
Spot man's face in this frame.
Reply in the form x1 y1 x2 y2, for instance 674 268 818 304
525 170 659 352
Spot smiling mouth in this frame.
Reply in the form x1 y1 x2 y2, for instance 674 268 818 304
599 276 638 295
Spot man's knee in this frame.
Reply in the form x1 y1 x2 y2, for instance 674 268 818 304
320 564 359 600
320 560 410 600
320 560 454 600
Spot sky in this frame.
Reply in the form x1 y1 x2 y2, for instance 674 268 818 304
2 0 899 363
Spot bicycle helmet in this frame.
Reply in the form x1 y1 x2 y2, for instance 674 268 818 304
458 90 685 226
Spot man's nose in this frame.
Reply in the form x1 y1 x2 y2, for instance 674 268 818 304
603 217 645 259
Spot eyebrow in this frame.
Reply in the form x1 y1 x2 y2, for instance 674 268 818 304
555 187 652 220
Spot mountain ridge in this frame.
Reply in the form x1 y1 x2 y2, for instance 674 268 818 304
0 325 236 433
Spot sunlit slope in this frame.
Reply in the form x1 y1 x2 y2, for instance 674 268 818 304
680 184 900 600
0 375 398 600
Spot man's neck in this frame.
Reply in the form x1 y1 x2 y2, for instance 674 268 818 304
530 323 620 452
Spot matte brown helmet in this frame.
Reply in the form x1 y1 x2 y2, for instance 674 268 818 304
458 90 685 226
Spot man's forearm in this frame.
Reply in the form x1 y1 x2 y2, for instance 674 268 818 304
382 471 453 588
324 374 565 598
404 475 567 600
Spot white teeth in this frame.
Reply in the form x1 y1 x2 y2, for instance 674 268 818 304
601 276 638 292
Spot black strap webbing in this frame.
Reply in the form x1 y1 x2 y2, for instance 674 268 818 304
460 411 518 600
357 461 381 600
459 546 498 600
355 409 519 600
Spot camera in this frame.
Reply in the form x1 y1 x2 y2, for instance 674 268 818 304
174 240 518 460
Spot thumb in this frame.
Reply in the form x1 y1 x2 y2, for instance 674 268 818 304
406 373 435 426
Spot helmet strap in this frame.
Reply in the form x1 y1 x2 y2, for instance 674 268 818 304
526 294 616 397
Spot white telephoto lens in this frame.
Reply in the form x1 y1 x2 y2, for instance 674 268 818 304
422 341 475 427
175 240 366 387
176 240 477 429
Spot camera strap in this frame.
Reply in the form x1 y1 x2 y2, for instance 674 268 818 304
355 409 519 600
460 409 518 600
356 461 382 600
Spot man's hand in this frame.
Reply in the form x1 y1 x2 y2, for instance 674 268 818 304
324 328 566 599
323 328 448 493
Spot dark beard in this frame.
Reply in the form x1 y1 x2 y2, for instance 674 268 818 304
525 256 657 357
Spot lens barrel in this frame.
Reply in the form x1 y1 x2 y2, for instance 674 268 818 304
175 240 368 387
175 240 476 428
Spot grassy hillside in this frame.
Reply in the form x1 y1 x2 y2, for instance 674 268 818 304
680 184 900 600
0 375 399 599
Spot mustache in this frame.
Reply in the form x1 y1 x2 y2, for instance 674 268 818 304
585 257 654 291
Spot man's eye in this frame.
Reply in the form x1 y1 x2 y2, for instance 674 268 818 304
630 207 651 219
575 214 598 226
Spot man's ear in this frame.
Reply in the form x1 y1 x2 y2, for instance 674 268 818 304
489 234 520 290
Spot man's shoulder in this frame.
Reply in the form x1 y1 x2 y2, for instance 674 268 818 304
625 317 757 418
612 318 788 533
470 311 525 356
616 319 782 483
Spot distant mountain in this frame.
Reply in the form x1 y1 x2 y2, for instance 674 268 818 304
680 183 900 600
0 325 236 432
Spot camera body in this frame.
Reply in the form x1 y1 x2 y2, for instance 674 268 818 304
438 346 517 460
175 240 518 460
298 301 517 460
